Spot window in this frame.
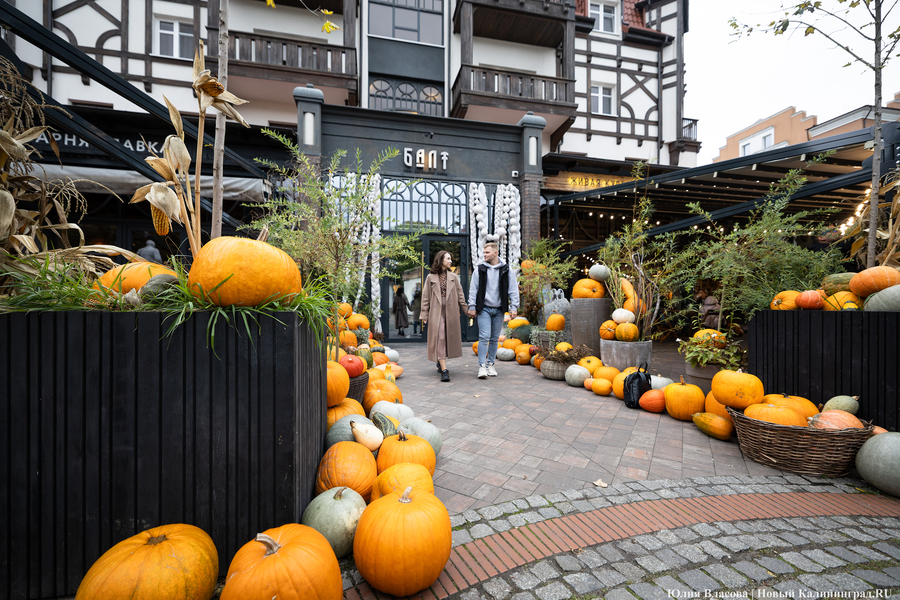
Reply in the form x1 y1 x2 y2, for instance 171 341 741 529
590 3 616 33
369 77 443 116
370 0 443 45
158 19 194 59
741 142 751 157
591 85 614 115
762 133 773 149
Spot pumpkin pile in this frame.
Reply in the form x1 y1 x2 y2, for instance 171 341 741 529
771 266 900 312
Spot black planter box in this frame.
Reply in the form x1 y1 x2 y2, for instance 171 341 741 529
748 310 899 432
0 311 325 599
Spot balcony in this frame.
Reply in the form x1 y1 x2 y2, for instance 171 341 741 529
682 118 699 141
451 65 576 119
453 0 575 47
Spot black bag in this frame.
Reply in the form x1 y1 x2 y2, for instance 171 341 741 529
623 362 652 409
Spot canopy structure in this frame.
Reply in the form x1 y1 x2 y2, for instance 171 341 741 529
547 122 900 256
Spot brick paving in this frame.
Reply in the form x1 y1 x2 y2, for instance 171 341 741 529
339 341 900 600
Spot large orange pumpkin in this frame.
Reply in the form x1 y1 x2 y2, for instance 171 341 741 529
347 313 370 330
376 430 436 475
615 323 639 342
572 278 605 298
338 330 358 347
326 361 350 408
591 378 613 396
704 390 732 424
599 320 617 340
188 237 302 306
638 389 666 413
372 352 390 366
770 290 800 310
502 338 523 350
339 354 366 378
546 314 566 331
578 356 602 373
612 367 639 399
362 379 403 416
849 266 900 297
370 462 435 501
327 398 366 430
221 524 342 600
593 366 620 382
353 487 451 597
808 410 864 430
75 524 218 600
710 369 764 410
763 393 819 421
367 368 386 381
795 290 825 310
744 403 806 427
337 303 353 318
94 262 178 295
664 376 705 421
315 441 378 501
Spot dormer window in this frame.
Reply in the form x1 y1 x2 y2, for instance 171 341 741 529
590 3 617 34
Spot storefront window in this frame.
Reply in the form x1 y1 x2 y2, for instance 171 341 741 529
380 178 468 234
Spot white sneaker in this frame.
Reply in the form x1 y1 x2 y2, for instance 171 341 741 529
478 366 488 379
486 363 498 377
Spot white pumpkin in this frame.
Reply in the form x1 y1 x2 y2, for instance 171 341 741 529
370 400 414 423
612 308 636 324
384 349 400 363
855 432 900 497
398 417 443 456
350 420 384 451
496 347 516 361
300 486 366 558
589 264 611 282
565 365 592 387
650 375 674 390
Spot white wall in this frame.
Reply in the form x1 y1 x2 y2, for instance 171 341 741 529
230 1 344 41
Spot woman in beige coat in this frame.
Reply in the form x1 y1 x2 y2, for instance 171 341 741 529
420 250 467 382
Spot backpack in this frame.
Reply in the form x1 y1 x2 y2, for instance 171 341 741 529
623 362 652 409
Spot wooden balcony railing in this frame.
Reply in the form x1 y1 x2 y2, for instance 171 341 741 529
453 65 575 106
682 117 699 141
227 31 357 76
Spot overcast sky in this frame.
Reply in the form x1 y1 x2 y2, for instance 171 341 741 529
684 0 900 165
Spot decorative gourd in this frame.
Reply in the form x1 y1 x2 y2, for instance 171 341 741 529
529 345 540 356
353 487 451 597
710 369 765 410
362 380 403 416
855 433 900 496
75 524 218 600
864 285 900 312
638 389 666 413
650 375 674 390
565 365 592 387
496 347 516 361
327 398 366 431
589 264 611 281
508 317 530 329
188 237 302 307
692 412 734 440
584 377 594 390
591 378 613 396
502 338 523 350
795 290 825 310
770 290 800 310
94 262 178 295
384 348 401 363
516 349 531 364
355 347 374 369
377 431 436 475
300 487 367 559
822 395 860 414
326 361 350 408
325 415 375 449
376 362 404 378
315 441 378 501
873 426 889 435
594 366 621 383
704 390 732 423
351 420 384 452
555 342 573 352
664 376 706 421
381 363 396 383
763 393 819 420
546 314 566 331
744 403 806 427
371 411 398 437
573 278 605 298
615 323 639 341
612 308 635 324
808 410 864 430
823 290 862 311
849 266 900 297
339 354 366 378
221 524 342 600
398 417 443 456
370 399 414 423
369 344 385 353
599 320 617 340
821 272 855 296
578 356 602 373
347 313 370 330
370 463 435 502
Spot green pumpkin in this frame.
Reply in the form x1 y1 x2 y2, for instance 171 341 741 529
370 344 385 353
821 272 855 296
864 284 900 312
822 395 860 414
371 412 397 437
325 414 375 449
398 417 443 457
300 486 367 558
355 348 374 369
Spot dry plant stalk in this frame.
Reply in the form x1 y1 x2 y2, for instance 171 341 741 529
843 168 900 268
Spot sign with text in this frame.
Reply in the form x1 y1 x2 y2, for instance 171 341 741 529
543 171 633 193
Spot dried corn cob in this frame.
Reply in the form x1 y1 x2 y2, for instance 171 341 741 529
151 204 170 236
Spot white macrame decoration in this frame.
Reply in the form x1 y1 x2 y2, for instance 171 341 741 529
496 183 522 270
469 182 489 267
367 174 382 331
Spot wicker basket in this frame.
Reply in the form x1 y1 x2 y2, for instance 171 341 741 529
540 360 567 380
347 372 369 404
726 407 875 477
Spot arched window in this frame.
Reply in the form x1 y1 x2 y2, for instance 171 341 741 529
368 77 444 116
369 79 393 111
420 86 442 116
396 82 417 112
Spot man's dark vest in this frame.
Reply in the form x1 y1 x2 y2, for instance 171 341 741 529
475 263 510 313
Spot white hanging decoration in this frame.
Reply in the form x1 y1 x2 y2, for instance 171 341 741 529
469 182 489 267
495 183 522 270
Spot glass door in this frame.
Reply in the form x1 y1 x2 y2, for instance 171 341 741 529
422 234 476 343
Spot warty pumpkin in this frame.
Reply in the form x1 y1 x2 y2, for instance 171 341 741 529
315 441 378 501
370 463 435 501
821 272 854 296
849 266 900 297
572 278 606 298
377 430 436 475
744 403 806 427
599 320 618 340
770 290 800 310
823 290 862 311
664 376 706 421
692 412 734 440
371 411 398 438
710 369 764 410
188 237 302 307
546 313 566 331
326 397 366 431
353 487 452 597
222 524 342 600
326 361 350 408
94 262 178 295
300 486 367 559
75 524 218 600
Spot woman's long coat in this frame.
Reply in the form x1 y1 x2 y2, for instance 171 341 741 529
421 271 467 362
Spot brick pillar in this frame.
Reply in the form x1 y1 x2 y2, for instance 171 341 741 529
517 112 546 251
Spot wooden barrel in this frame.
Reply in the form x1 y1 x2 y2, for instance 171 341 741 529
570 297 611 355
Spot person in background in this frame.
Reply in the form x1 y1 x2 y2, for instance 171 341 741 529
467 242 519 379
392 286 410 337
136 239 162 263
410 283 422 336
420 250 467 382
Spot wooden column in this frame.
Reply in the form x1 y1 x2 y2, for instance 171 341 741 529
562 20 575 102
461 2 473 66
343 0 356 49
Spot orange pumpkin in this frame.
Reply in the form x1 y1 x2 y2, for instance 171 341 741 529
315 441 377 501
502 338 523 350
337 303 353 319
615 323 639 342
849 266 900 297
704 390 732 424
692 412 734 440
347 313 370 330
612 367 639 399
75 524 218 600
370 463 435 502
873 426 889 434
808 410 864 430
572 278 606 298
376 430 436 475
795 290 825 310
770 290 800 310
710 369 764 410
516 350 531 365
367 368 386 381
599 320 617 340
326 397 366 430
638 389 666 413
623 297 646 315
221 524 341 600
326 361 350 408
578 356 603 373
372 352 390 366
744 403 806 427
533 356 544 370
763 393 819 420
591 378 613 396
362 379 403 416
375 362 404 378
472 342 479 354
823 291 862 311
546 314 566 331
583 377 594 390
327 316 348 332
664 376 706 421
94 262 178 295
338 330 357 347
593 366 620 382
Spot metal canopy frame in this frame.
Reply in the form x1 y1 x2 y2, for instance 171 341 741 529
554 122 900 256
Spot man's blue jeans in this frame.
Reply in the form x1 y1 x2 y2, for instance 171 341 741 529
476 306 505 366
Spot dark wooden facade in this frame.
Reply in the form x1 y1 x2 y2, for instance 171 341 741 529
748 310 899 432
0 311 325 600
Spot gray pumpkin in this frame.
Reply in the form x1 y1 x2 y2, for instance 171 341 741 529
325 414 374 449
855 432 900 497
650 375 674 390
300 486 366 558
495 347 516 361
398 417 443 457
864 284 900 311
565 364 592 387
370 400 415 422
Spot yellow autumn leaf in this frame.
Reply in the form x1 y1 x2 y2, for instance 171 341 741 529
322 20 338 33
321 9 333 14
266 0 276 6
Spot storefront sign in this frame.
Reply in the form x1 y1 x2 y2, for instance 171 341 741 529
403 147 449 173
543 171 632 193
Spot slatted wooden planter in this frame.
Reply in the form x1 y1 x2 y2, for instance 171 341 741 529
747 310 899 432
0 311 325 600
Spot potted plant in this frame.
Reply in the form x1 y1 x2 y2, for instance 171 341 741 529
677 332 746 394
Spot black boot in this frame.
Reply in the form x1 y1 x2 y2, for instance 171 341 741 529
440 369 450 382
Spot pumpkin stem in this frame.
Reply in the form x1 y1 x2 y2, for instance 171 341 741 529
398 429 408 442
147 534 168 545
334 487 346 500
256 533 282 557
679 375 686 385
399 486 413 503
350 421 357 431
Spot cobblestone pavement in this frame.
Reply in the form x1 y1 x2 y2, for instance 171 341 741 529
339 342 900 600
